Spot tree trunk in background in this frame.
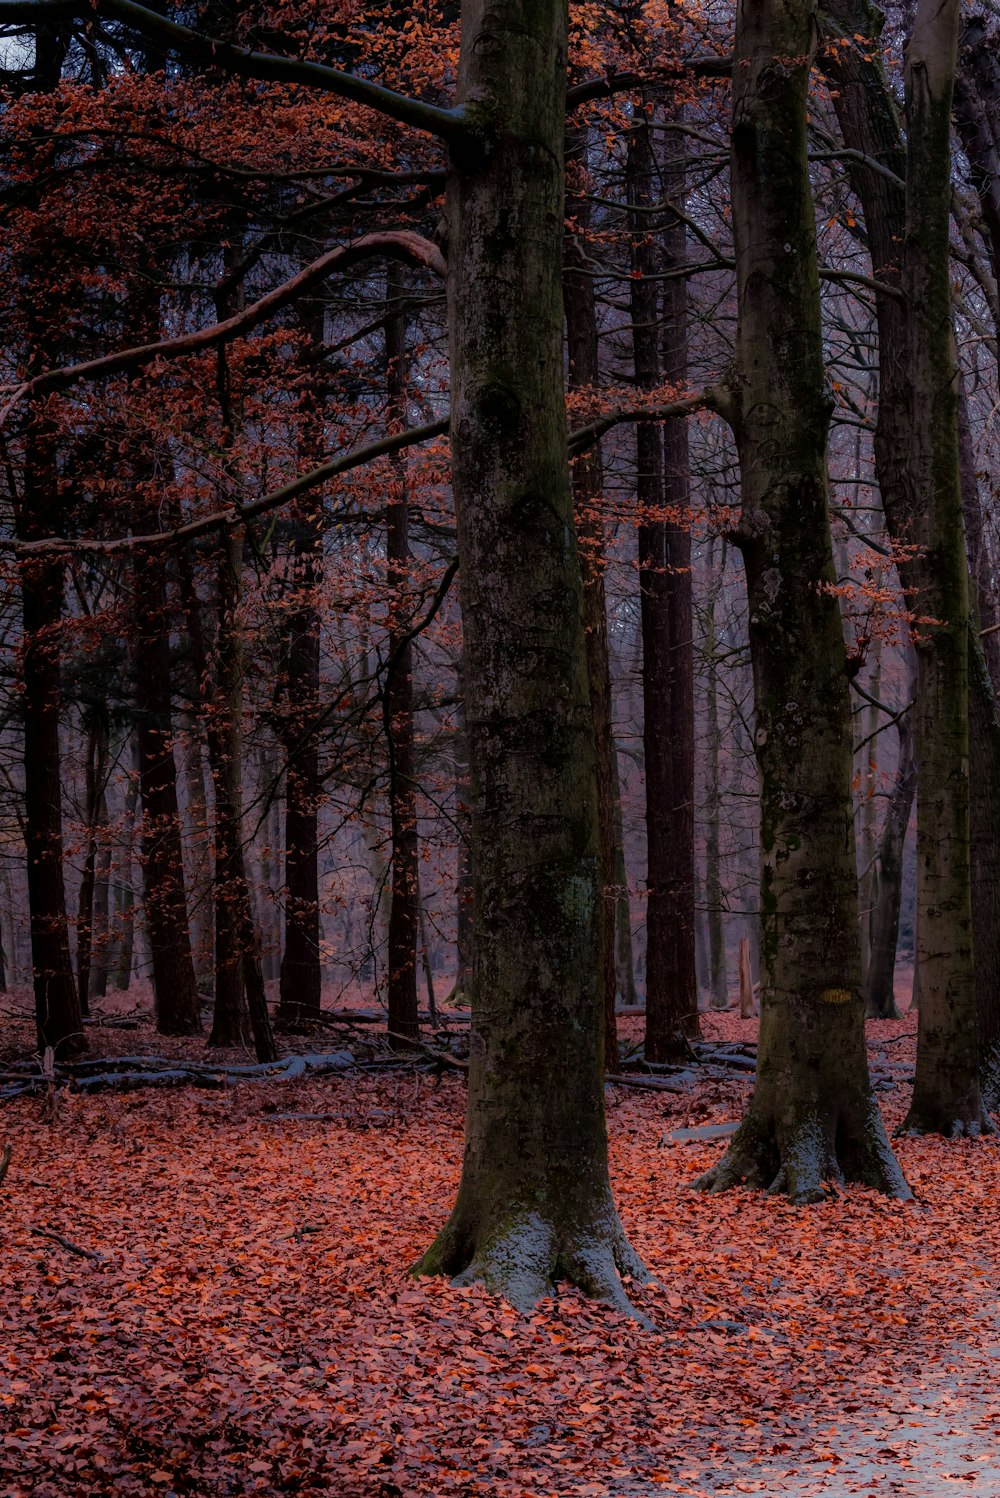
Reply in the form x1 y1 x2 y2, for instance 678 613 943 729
659 106 698 1043
415 0 645 1307
704 536 728 1009
277 289 325 1028
208 535 276 1062
864 653 916 1018
958 378 1000 1103
180 711 214 994
698 0 908 1201
384 263 420 1047
856 643 882 984
276 509 324 1027
20 443 84 1056
76 707 109 1018
90 828 111 1001
133 537 203 1037
628 113 690 1065
825 0 993 1134
611 741 638 1008
899 0 987 1135
564 155 619 1071
112 734 139 992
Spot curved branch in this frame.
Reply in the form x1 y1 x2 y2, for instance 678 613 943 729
567 386 728 453
0 231 446 429
3 417 450 555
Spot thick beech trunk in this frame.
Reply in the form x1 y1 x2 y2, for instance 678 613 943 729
384 264 420 1047
564 167 619 1070
825 0 992 1133
900 0 985 1135
697 0 908 1201
415 0 645 1307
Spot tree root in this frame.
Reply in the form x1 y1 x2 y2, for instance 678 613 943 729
897 1103 997 1140
413 1202 649 1317
693 1102 912 1204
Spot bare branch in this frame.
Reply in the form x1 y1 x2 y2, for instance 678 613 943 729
0 231 446 430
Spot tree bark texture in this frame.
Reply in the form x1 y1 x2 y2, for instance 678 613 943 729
415 0 645 1308
698 0 908 1201
133 528 203 1037
627 112 695 1064
825 0 994 1133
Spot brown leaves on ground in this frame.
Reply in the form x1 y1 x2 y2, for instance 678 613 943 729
1 1013 999 1497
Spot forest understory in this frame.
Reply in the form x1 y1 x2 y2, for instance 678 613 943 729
2 991 998 1498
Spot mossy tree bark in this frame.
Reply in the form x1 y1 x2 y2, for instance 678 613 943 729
898 0 987 1135
824 0 993 1133
696 0 909 1202
414 0 645 1308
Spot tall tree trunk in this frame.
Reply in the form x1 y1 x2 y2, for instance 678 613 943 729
133 539 203 1036
704 536 728 1010
112 734 139 993
90 820 111 1001
415 0 645 1307
179 710 214 995
611 738 638 1008
824 0 992 1135
76 707 109 1018
20 445 83 1055
384 262 420 1047
659 107 699 1046
276 512 324 1027
697 0 908 1200
900 0 985 1134
277 289 325 1028
207 535 276 1062
628 113 691 1064
564 149 619 1071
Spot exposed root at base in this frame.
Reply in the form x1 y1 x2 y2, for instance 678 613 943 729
897 1105 997 1141
693 1103 913 1204
413 1206 650 1319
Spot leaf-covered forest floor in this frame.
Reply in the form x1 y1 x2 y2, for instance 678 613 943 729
3 987 1000 1496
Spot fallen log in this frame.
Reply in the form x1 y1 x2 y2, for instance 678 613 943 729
605 1073 694 1094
